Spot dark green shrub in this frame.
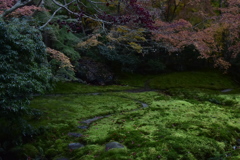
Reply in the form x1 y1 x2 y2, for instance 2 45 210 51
0 18 52 151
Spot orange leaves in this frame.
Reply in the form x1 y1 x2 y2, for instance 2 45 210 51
213 57 231 71
151 16 236 70
76 34 102 48
46 47 74 71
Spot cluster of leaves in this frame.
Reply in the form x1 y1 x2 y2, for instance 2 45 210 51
46 47 74 70
46 47 77 81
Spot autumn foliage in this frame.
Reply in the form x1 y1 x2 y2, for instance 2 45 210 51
0 0 42 17
150 0 240 70
1 0 239 71
46 47 74 71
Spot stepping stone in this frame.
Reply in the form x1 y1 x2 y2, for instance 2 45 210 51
91 93 100 95
141 103 148 108
104 114 111 118
81 116 104 124
78 126 88 129
87 92 101 95
105 141 125 151
221 89 232 92
68 143 84 150
68 132 83 137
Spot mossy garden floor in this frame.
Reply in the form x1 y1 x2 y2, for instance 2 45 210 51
23 70 240 160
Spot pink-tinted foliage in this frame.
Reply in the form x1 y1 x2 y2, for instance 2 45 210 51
151 0 240 70
0 0 42 17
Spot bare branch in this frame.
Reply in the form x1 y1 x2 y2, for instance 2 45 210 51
52 0 112 24
39 0 76 30
36 0 44 7
52 0 78 15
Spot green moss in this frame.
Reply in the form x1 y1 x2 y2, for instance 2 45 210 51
25 71 240 160
116 72 154 87
21 144 39 157
149 70 237 90
46 148 58 157
50 82 137 94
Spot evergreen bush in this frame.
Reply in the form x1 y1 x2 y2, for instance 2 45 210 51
0 18 52 152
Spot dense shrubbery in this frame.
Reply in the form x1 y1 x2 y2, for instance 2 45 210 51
0 18 52 154
77 35 210 74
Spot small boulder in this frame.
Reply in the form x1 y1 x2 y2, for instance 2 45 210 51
78 126 88 129
68 143 84 150
141 103 148 108
105 142 125 151
221 89 232 92
81 116 104 125
68 132 83 137
76 57 114 85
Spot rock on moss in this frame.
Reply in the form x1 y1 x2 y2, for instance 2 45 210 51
68 143 84 150
105 142 125 151
68 132 83 137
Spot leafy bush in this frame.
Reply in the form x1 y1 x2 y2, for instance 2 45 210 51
0 18 52 151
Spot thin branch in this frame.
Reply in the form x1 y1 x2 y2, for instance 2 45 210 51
39 0 76 30
52 0 112 24
36 0 44 7
52 0 78 16
1 0 32 18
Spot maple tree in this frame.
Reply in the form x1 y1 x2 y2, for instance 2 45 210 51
217 0 240 59
150 0 240 71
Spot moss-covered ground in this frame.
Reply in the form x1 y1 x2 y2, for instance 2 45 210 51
21 70 240 160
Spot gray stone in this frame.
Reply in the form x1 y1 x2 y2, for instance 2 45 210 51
105 142 125 151
88 93 100 95
81 116 104 124
75 57 114 85
221 89 233 92
68 143 84 150
141 103 148 108
68 132 83 137
78 126 88 129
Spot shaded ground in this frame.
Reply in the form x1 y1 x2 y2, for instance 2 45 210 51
15 70 240 160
